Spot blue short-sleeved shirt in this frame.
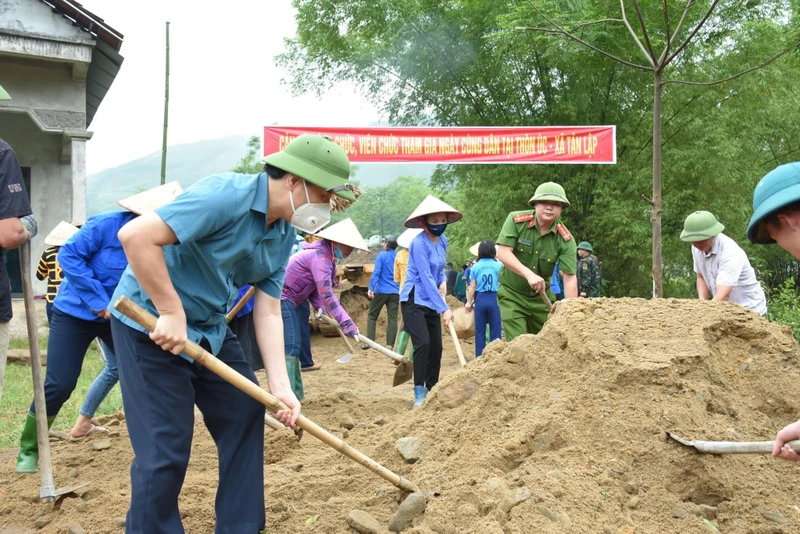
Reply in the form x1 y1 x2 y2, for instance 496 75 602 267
56 210 136 321
469 258 503 293
111 173 296 355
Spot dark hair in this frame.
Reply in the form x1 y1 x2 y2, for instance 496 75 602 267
765 200 800 226
446 262 453 268
478 240 496 259
462 264 468 270
264 164 288 179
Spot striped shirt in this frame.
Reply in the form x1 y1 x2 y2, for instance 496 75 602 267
36 246 63 303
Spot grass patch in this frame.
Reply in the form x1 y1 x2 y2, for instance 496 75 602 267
0 339 123 448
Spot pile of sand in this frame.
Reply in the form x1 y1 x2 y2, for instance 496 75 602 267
4 298 800 533
273 298 800 532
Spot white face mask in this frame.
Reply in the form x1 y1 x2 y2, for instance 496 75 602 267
289 180 331 234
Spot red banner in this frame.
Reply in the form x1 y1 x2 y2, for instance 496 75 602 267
264 126 615 164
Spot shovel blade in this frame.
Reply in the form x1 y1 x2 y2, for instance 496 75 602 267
336 352 354 363
392 359 413 387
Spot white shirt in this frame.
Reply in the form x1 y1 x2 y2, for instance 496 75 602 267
692 233 767 315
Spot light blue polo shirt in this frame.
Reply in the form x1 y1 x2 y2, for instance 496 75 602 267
110 172 296 355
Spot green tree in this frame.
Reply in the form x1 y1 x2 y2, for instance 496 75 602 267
280 0 800 298
232 135 264 174
332 176 432 237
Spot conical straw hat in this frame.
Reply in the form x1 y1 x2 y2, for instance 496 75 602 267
397 228 423 249
315 218 369 251
44 221 79 247
117 181 184 215
404 195 463 229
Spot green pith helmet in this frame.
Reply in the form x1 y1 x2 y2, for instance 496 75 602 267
262 134 355 201
0 84 10 101
680 211 725 242
529 182 570 206
747 162 800 244
577 241 593 253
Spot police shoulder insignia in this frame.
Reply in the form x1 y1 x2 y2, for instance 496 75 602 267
556 223 572 241
513 213 534 224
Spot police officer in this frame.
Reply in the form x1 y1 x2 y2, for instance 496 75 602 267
496 182 577 341
576 241 601 297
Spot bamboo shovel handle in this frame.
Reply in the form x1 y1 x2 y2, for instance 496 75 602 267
691 439 800 454
447 322 467 368
316 314 405 362
335 324 356 353
539 290 553 311
226 286 256 323
113 296 420 494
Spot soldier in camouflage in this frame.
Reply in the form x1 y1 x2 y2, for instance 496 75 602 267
576 241 601 297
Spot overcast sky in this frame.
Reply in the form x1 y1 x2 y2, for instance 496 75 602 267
80 0 380 174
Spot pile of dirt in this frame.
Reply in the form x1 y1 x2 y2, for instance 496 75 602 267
343 249 381 266
270 298 800 532
4 298 800 533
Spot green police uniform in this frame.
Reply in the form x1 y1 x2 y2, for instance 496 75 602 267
496 211 577 341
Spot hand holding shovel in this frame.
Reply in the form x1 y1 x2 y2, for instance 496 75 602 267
114 296 420 494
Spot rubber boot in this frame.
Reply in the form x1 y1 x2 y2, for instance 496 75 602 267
413 386 427 408
396 331 410 357
285 356 305 401
16 412 56 474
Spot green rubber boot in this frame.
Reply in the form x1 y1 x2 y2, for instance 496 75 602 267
396 331 410 358
285 356 305 401
15 412 56 474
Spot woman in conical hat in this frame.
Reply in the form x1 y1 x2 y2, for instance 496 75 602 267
400 195 463 407
280 218 368 398
15 183 183 474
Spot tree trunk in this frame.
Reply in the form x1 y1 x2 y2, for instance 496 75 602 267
652 70 663 298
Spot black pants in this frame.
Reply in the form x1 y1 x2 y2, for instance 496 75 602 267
228 312 264 372
112 318 265 534
30 307 115 417
401 293 442 389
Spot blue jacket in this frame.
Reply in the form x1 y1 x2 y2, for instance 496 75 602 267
369 249 399 294
399 233 447 313
55 210 136 321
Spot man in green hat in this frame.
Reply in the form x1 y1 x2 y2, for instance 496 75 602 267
680 211 766 315
496 182 577 341
576 241 601 297
109 134 356 532
746 162 800 462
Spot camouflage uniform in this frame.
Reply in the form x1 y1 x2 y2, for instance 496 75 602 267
577 254 601 297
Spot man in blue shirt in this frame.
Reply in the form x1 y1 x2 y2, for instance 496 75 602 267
110 135 356 534
15 183 181 474
365 235 400 348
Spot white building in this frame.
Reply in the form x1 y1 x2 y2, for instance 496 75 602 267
0 0 123 294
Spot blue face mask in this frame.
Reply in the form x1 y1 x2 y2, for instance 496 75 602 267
426 223 448 237
334 247 344 259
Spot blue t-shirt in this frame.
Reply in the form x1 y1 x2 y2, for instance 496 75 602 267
55 210 136 321
469 258 502 293
111 172 296 355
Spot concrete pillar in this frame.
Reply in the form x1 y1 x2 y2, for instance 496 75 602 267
71 137 87 222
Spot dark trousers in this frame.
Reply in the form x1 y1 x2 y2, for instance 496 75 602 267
112 318 265 534
227 313 263 372
367 293 399 346
30 307 115 417
401 294 442 389
297 301 314 368
45 302 54 324
474 291 502 357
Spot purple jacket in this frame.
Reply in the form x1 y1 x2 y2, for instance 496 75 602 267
281 240 357 336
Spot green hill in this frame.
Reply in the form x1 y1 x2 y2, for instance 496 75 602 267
87 135 436 215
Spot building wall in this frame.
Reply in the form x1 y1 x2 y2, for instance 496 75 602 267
0 57 85 116
0 113 73 295
0 0 92 43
